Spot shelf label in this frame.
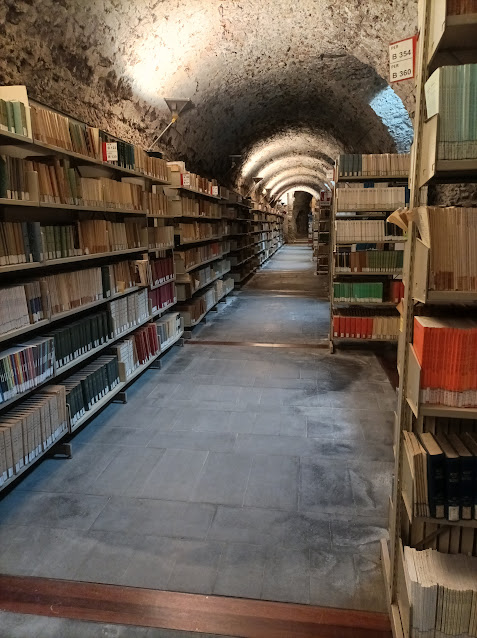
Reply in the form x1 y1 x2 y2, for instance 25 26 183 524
389 35 417 83
211 185 219 196
105 142 118 161
181 172 191 187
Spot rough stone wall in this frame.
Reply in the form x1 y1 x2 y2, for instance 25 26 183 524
0 0 417 188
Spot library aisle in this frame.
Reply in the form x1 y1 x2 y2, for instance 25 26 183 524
0 243 396 622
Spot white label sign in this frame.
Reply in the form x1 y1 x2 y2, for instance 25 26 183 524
211 185 219 196
325 169 334 180
105 142 118 162
182 172 191 187
389 36 416 83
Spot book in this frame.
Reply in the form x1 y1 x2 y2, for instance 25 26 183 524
0 281 46 336
435 433 460 522
419 432 446 519
174 242 222 273
149 282 176 314
0 337 55 405
148 225 174 250
154 312 183 348
0 155 38 201
149 254 175 287
113 323 160 381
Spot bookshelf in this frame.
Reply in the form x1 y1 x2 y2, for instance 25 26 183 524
316 193 331 276
329 154 409 352
385 3 477 638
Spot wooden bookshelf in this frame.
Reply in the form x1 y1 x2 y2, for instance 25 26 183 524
386 4 477 638
329 162 407 353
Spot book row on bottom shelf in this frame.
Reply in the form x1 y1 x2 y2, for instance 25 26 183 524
0 310 184 486
177 277 234 328
332 311 400 341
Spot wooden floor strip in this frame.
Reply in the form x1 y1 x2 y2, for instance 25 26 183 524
0 575 391 638
185 340 329 349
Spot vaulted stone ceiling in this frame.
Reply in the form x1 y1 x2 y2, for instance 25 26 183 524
0 0 416 199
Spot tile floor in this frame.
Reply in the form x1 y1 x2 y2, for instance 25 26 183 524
0 245 395 634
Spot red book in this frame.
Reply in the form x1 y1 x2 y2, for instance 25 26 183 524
333 316 339 338
350 317 356 339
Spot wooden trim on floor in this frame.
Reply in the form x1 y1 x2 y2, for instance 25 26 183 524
0 575 391 638
185 340 330 349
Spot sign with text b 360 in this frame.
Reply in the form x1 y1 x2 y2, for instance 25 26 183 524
389 35 417 83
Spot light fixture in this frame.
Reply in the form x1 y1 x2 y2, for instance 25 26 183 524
148 98 194 151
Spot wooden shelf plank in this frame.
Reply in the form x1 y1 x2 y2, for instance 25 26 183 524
149 276 175 291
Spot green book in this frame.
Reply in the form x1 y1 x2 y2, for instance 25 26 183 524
11 101 23 136
5 102 15 133
0 99 8 131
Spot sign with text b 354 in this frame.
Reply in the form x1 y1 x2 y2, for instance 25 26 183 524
389 35 417 83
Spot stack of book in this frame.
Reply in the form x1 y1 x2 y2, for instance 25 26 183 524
50 310 113 369
146 187 169 217
149 255 175 286
0 155 37 201
0 385 67 484
148 225 174 250
108 289 149 337
404 547 477 638
62 355 120 428
332 312 399 340
0 337 55 404
174 242 222 271
0 98 28 137
336 186 408 210
425 63 477 160
335 249 404 273
155 312 182 348
338 154 410 178
404 430 477 521
149 282 176 313
177 287 216 325
426 207 477 292
335 220 405 242
413 317 477 407
0 221 42 264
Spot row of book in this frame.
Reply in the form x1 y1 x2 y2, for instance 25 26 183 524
0 219 145 266
145 188 169 218
425 64 477 161
167 162 220 197
336 186 408 210
65 355 121 428
175 221 224 244
176 259 231 300
155 312 183 347
0 386 67 485
1 259 141 337
0 155 36 201
0 98 28 137
405 430 477 522
113 323 160 381
149 255 175 287
338 153 410 178
42 219 144 258
30 104 169 180
0 337 54 405
335 249 404 273
148 225 174 250
149 282 176 315
335 220 405 242
414 317 477 408
426 207 477 292
332 313 400 340
333 281 404 303
174 242 223 272
109 289 149 337
167 194 222 219
404 547 477 638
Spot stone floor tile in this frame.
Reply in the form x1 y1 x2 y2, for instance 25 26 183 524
166 539 224 594
192 452 253 505
213 543 267 598
243 455 299 510
262 548 310 604
140 448 209 501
